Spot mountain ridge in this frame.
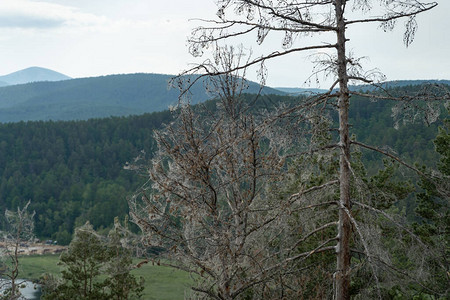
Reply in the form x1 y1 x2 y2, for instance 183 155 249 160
1 67 447 123
276 79 450 95
0 72 284 123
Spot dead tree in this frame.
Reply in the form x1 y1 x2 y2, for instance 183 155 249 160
128 48 324 299
182 1 443 299
0 201 35 300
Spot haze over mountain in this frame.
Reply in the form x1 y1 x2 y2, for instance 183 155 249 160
0 70 283 123
0 67 71 86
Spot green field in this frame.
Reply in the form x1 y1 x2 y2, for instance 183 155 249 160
18 255 193 300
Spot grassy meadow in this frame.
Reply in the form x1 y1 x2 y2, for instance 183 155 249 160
18 255 193 300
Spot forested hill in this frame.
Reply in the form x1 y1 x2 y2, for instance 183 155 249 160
0 73 282 123
0 89 445 244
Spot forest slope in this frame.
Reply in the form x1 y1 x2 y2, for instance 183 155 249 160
0 87 446 244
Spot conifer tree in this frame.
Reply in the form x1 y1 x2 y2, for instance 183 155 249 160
41 221 144 300
413 113 449 296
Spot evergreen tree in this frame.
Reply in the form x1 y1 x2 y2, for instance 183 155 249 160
104 217 144 300
413 113 449 296
42 221 144 300
42 222 110 300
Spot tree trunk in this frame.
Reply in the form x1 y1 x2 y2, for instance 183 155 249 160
335 1 351 299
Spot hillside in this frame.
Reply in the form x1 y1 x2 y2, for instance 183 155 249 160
0 73 283 123
0 110 172 244
0 89 446 244
0 67 71 86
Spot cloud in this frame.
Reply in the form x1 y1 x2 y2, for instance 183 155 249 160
0 0 106 29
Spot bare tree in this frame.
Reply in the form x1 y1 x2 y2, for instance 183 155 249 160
128 53 445 298
0 201 35 300
127 1 449 299
181 1 445 299
129 47 320 299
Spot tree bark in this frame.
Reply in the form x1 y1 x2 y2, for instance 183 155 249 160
335 1 351 299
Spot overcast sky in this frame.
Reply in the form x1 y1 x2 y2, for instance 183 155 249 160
0 0 448 88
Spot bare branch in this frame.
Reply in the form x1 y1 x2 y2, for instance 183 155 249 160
289 221 338 251
351 140 426 176
177 43 337 99
289 179 339 201
340 203 382 299
346 3 437 26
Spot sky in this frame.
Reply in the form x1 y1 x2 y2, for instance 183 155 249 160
0 0 448 88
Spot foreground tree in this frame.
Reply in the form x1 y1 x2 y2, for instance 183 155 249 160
184 1 444 299
130 47 437 299
0 201 35 300
129 49 299 299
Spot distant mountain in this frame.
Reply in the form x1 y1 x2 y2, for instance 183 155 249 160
0 73 284 123
0 67 71 86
